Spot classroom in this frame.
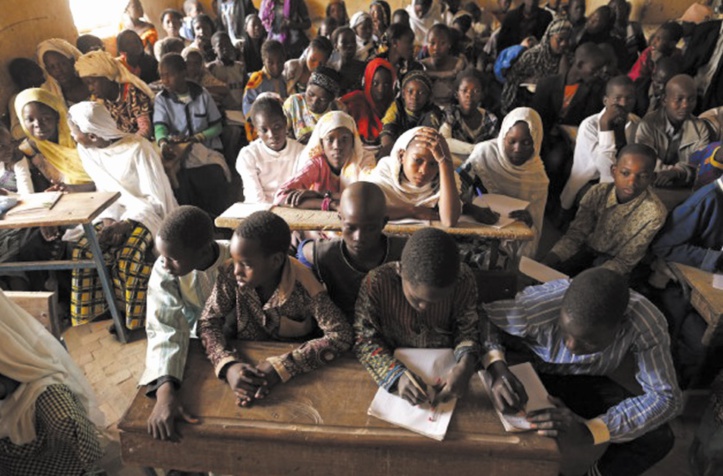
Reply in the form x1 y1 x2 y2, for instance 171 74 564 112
0 0 721 474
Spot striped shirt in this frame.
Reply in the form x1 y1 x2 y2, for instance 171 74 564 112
483 279 682 444
353 262 480 390
140 241 231 387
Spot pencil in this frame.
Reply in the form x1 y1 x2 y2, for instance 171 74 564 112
404 370 428 398
47 193 63 211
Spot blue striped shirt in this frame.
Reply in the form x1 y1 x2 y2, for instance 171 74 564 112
483 279 682 443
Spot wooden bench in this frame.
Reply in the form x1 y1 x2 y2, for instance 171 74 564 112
6 290 60 338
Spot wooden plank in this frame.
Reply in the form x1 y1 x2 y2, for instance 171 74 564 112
215 205 535 241
671 263 723 346
119 342 558 474
6 291 59 338
0 192 120 228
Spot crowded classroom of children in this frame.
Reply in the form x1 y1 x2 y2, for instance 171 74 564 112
0 0 722 474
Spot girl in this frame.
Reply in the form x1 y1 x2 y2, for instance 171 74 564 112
274 111 375 209
259 0 312 59
460 107 548 256
350 12 375 61
67 101 177 330
242 13 267 75
121 0 158 56
190 14 217 62
379 70 443 157
330 27 367 96
283 66 345 144
283 36 333 95
326 0 349 28
501 17 572 114
36 39 89 107
420 24 467 108
406 0 443 48
368 126 461 227
341 59 396 150
375 23 422 89
440 68 498 164
370 1 391 41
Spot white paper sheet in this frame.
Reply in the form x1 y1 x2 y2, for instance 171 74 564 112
479 362 554 432
217 202 272 220
519 256 569 283
713 273 723 290
367 348 457 441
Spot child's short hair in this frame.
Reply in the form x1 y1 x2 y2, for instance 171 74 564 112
616 143 657 169
159 38 186 58
427 23 452 41
249 94 286 122
76 35 104 54
192 14 215 33
401 69 433 93
401 228 460 288
385 23 414 45
605 74 633 94
212 31 232 44
234 211 291 256
561 268 629 328
391 8 410 23
160 52 187 72
261 40 286 61
462 2 482 20
309 36 334 59
160 8 184 24
454 68 486 95
116 29 141 53
657 21 684 43
331 26 355 46
158 205 214 249
8 58 42 87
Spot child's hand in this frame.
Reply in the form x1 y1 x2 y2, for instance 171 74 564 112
98 220 133 248
40 226 60 242
413 128 452 165
487 361 528 415
509 209 533 227
432 357 475 405
397 371 430 406
467 204 500 225
253 360 282 399
527 396 592 445
147 382 199 441
654 169 682 188
225 362 267 407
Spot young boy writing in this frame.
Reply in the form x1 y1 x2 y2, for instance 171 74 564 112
153 53 232 216
235 94 305 204
354 227 480 405
543 144 666 277
298 181 406 320
483 268 681 476
198 211 353 407
141 206 231 441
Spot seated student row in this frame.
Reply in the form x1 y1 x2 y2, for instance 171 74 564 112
140 191 680 476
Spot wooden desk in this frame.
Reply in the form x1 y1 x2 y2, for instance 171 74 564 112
119 341 559 475
671 263 723 346
0 192 129 343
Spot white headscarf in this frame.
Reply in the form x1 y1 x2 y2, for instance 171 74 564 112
68 102 178 238
350 12 375 61
36 39 84 104
405 0 442 46
75 50 155 100
369 126 461 209
465 107 549 255
300 111 375 187
0 289 104 445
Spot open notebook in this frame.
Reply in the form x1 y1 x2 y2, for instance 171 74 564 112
367 348 457 441
479 362 554 432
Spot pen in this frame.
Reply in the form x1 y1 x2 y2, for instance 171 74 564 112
48 193 63 211
404 370 428 399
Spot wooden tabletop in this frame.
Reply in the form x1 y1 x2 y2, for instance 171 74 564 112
119 341 558 475
215 204 535 241
671 263 723 346
0 192 121 229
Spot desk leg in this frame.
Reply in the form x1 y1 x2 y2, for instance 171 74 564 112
82 224 128 344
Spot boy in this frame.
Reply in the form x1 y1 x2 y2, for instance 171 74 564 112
483 268 681 476
208 31 246 110
561 75 640 212
354 228 480 405
532 42 606 208
235 94 305 203
298 182 406 320
242 40 287 119
199 211 353 407
635 74 710 188
117 29 159 84
141 206 231 441
633 56 680 118
543 144 666 277
180 0 204 40
628 22 684 83
154 53 232 216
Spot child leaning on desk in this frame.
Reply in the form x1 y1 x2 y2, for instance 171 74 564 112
198 211 353 407
353 227 483 405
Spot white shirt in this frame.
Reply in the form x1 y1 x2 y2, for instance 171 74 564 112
561 109 640 210
235 138 305 203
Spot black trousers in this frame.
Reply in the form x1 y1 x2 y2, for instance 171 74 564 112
539 373 675 476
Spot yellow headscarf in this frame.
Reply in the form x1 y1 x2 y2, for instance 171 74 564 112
14 88 91 185
36 38 83 103
75 50 155 100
